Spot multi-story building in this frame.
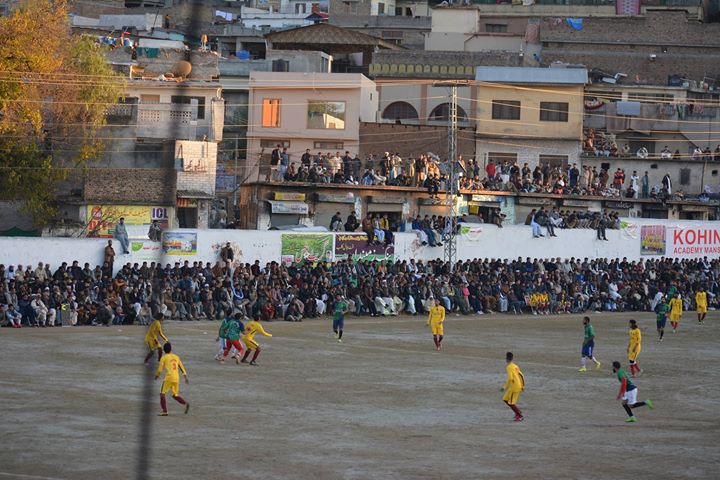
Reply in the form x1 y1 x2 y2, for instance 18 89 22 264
245 72 378 181
474 66 588 170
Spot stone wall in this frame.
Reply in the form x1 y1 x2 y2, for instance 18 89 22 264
175 141 218 196
83 168 177 204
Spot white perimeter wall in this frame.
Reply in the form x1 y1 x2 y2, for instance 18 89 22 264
0 218 718 273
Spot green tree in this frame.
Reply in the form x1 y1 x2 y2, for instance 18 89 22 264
0 0 123 224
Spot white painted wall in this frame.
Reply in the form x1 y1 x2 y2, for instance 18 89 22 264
1 219 718 274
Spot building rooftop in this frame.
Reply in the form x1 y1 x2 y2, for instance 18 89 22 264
84 168 177 205
475 66 588 85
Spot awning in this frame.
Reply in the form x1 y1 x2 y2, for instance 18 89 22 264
267 200 309 214
468 200 500 207
177 190 215 199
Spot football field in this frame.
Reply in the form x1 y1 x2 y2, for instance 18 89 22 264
1 311 719 480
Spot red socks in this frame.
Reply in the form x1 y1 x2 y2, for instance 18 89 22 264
242 350 251 362
509 404 522 416
160 394 167 413
172 395 186 405
252 349 261 362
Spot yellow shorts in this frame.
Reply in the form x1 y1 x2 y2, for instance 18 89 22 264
146 338 161 351
243 337 259 350
161 379 179 396
697 306 707 314
502 390 521 405
628 347 641 362
670 313 681 322
431 326 444 336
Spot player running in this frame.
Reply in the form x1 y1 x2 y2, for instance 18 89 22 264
627 319 642 377
696 286 708 325
215 311 242 362
332 294 348 342
219 313 245 364
579 316 601 372
240 314 273 366
502 352 525 422
655 295 669 341
155 342 189 416
612 361 652 423
668 292 683 333
144 312 169 364
427 298 446 351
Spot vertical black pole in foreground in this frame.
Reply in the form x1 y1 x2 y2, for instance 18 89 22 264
136 2 204 478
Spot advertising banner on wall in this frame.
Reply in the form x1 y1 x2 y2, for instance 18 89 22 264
667 226 720 257
640 225 666 255
162 232 198 256
281 233 333 266
86 205 170 238
130 240 162 263
334 233 394 262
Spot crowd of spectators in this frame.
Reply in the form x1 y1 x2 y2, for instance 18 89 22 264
1 255 716 327
269 146 688 203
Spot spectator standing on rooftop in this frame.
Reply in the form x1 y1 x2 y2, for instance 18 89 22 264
148 220 162 242
104 240 116 272
115 218 129 255
279 148 289 181
641 171 649 199
662 173 672 195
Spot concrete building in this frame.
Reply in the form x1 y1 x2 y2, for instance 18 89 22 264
425 6 527 53
474 66 588 170
245 72 378 182
330 14 431 50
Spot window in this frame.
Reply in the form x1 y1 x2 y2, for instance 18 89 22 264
314 141 344 150
307 101 346 129
171 95 206 119
262 98 281 128
382 102 419 122
295 3 306 13
485 24 508 33
395 7 402 15
680 168 691 185
492 100 521 120
488 152 517 164
539 154 569 170
429 103 468 122
539 102 568 122
378 2 385 15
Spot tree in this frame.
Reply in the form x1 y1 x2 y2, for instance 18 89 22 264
0 0 123 225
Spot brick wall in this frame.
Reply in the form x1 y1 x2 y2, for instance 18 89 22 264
359 122 476 159
175 140 218 195
84 168 176 204
542 11 720 85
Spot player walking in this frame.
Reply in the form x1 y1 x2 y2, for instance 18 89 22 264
695 286 707 325
332 294 348 342
627 319 642 377
427 298 446 351
502 352 525 422
155 342 189 416
668 293 683 333
144 312 169 364
220 313 245 364
612 361 652 423
655 296 669 341
579 316 601 372
240 314 273 366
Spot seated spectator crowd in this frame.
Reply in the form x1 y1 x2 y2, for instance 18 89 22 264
1 256 716 327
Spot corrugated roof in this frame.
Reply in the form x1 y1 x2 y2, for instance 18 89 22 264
475 67 587 85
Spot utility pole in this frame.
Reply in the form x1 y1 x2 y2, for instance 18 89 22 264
433 81 465 271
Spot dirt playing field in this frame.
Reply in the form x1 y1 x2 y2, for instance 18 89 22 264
1 311 719 480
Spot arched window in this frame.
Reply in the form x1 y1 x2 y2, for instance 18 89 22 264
381 101 419 122
429 103 468 122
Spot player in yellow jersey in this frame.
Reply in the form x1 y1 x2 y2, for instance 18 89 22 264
144 312 169 364
427 299 446 351
695 286 708 325
155 343 189 416
502 351 525 422
627 319 642 377
668 292 683 333
240 313 273 366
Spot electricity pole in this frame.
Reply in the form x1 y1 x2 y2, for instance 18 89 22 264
434 81 466 271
